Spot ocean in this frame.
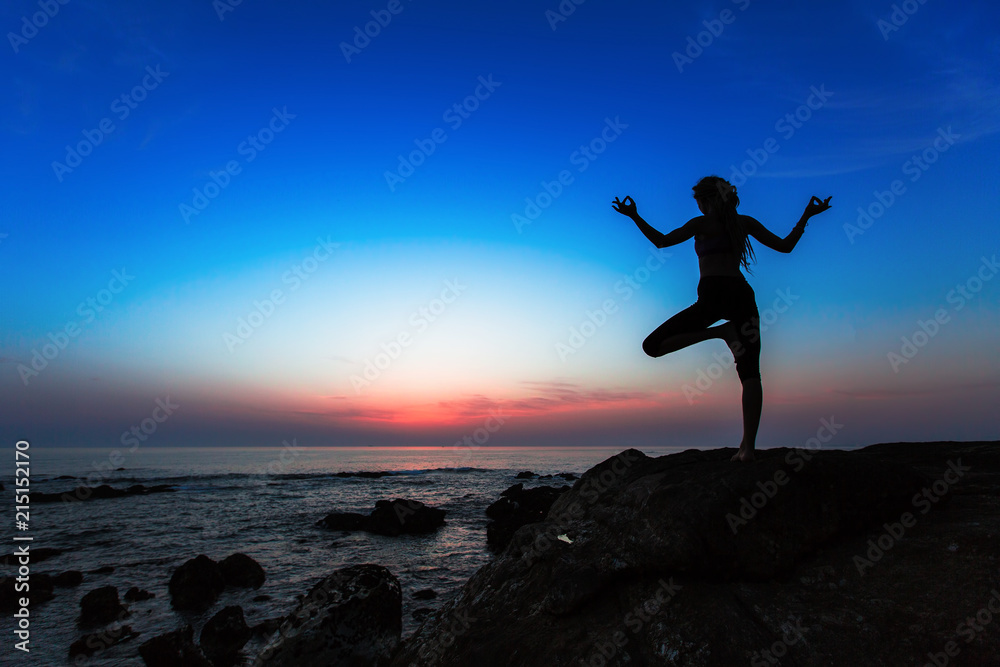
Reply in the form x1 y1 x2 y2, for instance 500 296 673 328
0 445 684 666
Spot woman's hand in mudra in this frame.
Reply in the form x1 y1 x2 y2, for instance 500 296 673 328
612 196 637 218
803 196 832 219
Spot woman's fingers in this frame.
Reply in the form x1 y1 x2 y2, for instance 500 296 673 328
809 195 833 209
611 196 634 212
611 195 635 215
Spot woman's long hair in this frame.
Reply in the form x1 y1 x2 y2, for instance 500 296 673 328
692 176 756 273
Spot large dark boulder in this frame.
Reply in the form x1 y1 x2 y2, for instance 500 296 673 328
485 483 570 553
79 585 128 626
168 555 225 611
220 553 266 589
317 499 446 536
367 499 446 536
256 563 401 666
200 605 251 666
139 625 212 666
389 443 1000 666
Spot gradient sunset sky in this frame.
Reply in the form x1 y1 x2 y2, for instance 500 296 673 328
2 0 998 449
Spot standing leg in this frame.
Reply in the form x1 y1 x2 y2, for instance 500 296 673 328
732 377 762 462
724 282 762 462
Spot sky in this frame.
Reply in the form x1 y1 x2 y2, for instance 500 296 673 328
2 0 999 450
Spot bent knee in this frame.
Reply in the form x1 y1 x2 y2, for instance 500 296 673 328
642 339 661 358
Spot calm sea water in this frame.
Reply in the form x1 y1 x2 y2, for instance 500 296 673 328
0 445 684 666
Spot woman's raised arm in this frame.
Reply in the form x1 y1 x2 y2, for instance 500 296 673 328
613 196 699 249
744 196 832 253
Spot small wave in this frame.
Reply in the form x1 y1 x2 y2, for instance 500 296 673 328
29 466 497 491
385 467 491 475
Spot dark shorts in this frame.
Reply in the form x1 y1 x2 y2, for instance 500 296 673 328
642 276 761 381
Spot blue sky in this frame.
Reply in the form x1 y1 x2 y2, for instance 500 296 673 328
2 0 999 449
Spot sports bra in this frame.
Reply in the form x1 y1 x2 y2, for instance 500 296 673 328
694 232 734 257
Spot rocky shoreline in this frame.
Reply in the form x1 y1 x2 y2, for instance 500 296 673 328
7 441 999 665
391 441 1000 666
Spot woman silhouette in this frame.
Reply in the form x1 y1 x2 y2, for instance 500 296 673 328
612 176 831 461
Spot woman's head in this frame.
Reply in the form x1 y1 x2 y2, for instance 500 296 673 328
692 175 756 272
692 176 740 211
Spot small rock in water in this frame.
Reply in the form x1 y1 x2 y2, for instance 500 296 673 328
317 499 447 536
79 585 128 626
53 570 83 587
168 555 225 611
413 588 437 600
220 552 266 589
139 625 212 667
124 586 155 602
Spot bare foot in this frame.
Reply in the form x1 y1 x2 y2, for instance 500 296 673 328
730 447 755 462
